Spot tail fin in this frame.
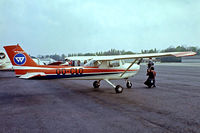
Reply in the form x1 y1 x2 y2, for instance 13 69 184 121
4 44 38 67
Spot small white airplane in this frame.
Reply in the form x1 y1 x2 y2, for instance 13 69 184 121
4 44 196 93
0 51 13 70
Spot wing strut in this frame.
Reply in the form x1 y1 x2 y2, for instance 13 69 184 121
120 58 139 77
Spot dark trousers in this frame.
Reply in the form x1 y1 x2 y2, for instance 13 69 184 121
153 79 156 86
147 78 156 86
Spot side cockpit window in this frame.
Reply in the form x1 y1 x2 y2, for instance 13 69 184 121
109 60 120 67
84 60 101 67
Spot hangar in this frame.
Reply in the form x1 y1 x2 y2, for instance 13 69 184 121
182 55 200 63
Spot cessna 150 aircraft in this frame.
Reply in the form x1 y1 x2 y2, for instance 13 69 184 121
4 44 196 93
0 51 13 70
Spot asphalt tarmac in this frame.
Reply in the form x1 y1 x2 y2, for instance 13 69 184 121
0 64 200 133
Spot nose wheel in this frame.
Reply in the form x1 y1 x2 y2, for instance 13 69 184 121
93 80 100 88
126 81 132 88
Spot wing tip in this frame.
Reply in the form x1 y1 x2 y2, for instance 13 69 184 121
174 51 197 57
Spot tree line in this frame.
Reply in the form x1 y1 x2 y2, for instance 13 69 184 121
37 45 199 61
141 46 200 54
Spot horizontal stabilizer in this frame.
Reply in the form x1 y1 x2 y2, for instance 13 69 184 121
19 72 46 79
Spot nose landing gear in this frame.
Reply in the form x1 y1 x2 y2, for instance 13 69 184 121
126 80 132 88
93 80 101 88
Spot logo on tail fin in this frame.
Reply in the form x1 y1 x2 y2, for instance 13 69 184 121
14 53 26 65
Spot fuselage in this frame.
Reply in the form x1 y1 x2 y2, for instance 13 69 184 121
14 63 140 80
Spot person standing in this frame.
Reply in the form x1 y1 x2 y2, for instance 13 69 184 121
77 60 81 66
145 67 156 88
72 60 75 66
147 57 154 69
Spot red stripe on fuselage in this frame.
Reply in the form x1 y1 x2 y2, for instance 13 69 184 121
14 65 137 76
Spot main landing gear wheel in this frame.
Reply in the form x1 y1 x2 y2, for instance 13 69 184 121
104 79 124 94
93 81 100 88
126 81 132 88
115 85 124 93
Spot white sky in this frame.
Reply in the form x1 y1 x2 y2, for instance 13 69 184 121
0 0 200 56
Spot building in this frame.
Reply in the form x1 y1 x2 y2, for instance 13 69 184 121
182 55 200 63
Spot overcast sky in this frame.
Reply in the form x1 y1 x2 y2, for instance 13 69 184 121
0 0 200 56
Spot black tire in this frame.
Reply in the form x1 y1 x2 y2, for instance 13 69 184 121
126 81 132 88
93 81 100 88
115 85 123 93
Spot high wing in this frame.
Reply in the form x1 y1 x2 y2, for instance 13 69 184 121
90 51 196 61
67 51 196 61
73 51 195 77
